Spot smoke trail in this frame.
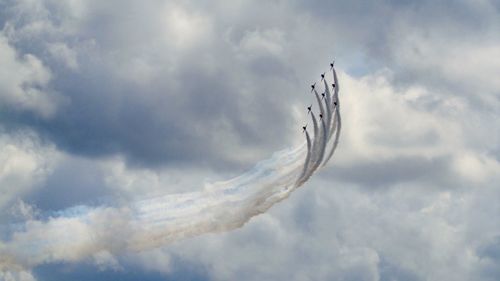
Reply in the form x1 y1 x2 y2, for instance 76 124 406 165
309 111 320 165
322 65 342 167
297 130 312 185
314 117 328 170
323 107 341 167
313 89 326 126
0 63 342 270
0 146 309 269
296 66 340 185
323 79 333 135
323 79 332 111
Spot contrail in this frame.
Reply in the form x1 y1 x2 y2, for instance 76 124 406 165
0 62 342 270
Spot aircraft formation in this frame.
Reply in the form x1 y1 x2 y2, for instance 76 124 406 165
303 61 338 132
295 60 341 186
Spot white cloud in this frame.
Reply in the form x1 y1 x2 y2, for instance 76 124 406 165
9 199 40 221
47 42 79 70
0 130 60 212
390 25 500 100
100 156 222 198
305 69 500 192
339 71 460 159
0 33 61 118
162 3 213 49
237 28 286 58
0 270 36 281
91 251 122 271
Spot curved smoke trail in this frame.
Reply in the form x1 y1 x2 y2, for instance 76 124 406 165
323 79 333 134
323 65 342 166
309 111 320 170
297 130 312 185
0 63 342 270
313 89 325 125
316 117 328 169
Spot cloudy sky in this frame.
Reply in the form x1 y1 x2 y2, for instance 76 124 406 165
1 0 500 280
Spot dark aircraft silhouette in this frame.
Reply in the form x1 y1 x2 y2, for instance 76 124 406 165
330 61 335 70
307 105 312 114
319 114 323 119
320 72 325 81
311 83 316 92
321 93 326 100
334 101 337 106
332 83 336 88
302 125 307 133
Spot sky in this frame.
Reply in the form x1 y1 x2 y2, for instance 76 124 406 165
0 0 500 280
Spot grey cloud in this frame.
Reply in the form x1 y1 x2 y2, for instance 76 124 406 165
3 2 318 171
326 155 452 188
378 257 421 281
293 0 500 107
3 0 497 171
24 156 111 212
1 0 304 170
31 258 208 281
1 0 500 280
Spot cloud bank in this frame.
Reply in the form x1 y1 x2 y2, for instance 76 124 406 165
1 0 500 280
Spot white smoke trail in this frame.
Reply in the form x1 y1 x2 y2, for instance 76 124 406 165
323 79 333 134
314 117 328 170
323 107 341 167
313 89 326 127
0 63 342 271
297 130 312 185
323 65 342 167
311 89 329 170
300 65 342 181
301 113 328 184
